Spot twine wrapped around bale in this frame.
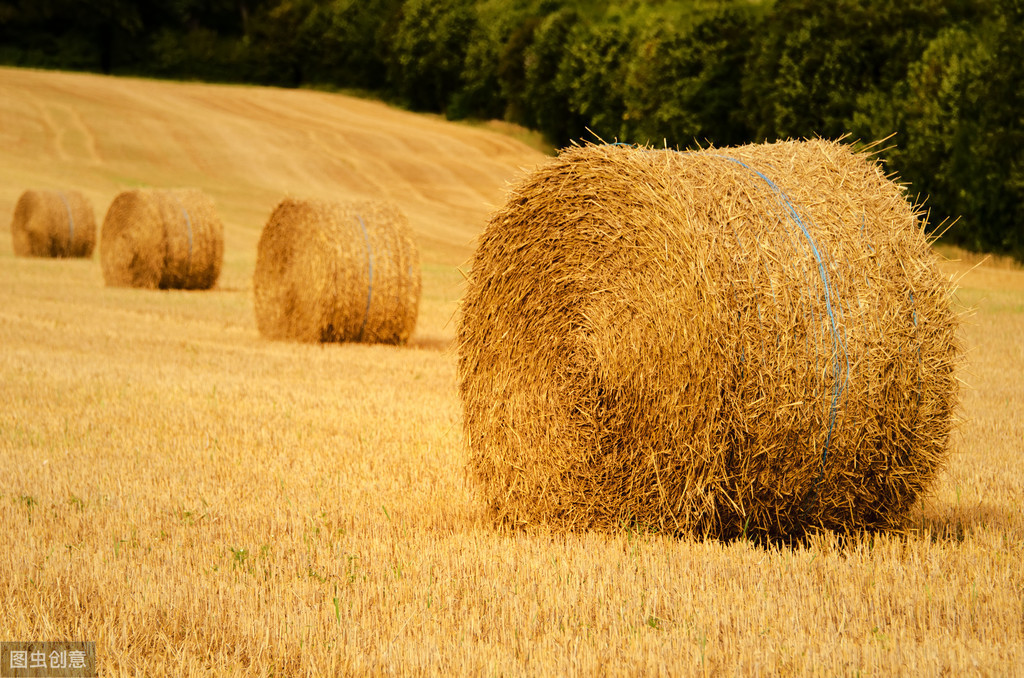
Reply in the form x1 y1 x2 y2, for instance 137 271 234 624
100 188 224 290
458 139 961 539
253 198 421 344
10 189 96 258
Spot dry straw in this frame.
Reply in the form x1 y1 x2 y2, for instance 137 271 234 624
253 198 421 344
458 139 961 540
10 189 97 258
100 188 224 289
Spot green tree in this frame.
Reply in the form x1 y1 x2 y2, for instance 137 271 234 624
968 0 1024 257
552 12 637 143
387 0 476 112
495 15 544 125
245 0 319 86
742 0 961 140
522 7 584 143
854 0 1023 256
622 7 756 147
299 0 404 91
0 0 143 72
448 0 553 121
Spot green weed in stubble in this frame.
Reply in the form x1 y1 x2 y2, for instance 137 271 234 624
18 495 37 523
346 554 360 584
426 565 435 609
230 546 248 570
304 512 324 545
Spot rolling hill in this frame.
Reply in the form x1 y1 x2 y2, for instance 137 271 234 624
0 66 546 282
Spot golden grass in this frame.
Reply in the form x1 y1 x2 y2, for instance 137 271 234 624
935 243 1024 271
1 67 1022 676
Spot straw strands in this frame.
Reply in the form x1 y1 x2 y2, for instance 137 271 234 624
100 188 224 290
458 139 961 540
253 198 421 344
10 189 96 258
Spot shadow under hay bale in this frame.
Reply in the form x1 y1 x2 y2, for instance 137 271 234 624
100 188 224 290
10 189 97 258
253 198 421 344
458 139 961 540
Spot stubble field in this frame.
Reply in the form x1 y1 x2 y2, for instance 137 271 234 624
1 67 1022 676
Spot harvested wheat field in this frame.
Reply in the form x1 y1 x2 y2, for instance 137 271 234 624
1 67 1022 676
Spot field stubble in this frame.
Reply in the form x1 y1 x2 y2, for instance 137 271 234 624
2 218 1022 678
0 68 1022 676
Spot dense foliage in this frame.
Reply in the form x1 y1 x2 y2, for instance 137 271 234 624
1 0 1020 257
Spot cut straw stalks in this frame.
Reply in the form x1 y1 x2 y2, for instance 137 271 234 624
100 188 224 290
458 139 961 540
10 189 96 258
253 198 421 344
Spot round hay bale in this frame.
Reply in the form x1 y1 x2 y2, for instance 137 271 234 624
100 188 224 290
10 189 97 258
458 139 961 539
253 198 421 344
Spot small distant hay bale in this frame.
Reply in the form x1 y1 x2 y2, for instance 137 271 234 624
253 198 421 344
10 189 96 258
458 139 961 540
100 188 224 289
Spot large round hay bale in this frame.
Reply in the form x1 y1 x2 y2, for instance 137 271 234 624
253 198 421 344
100 188 224 290
458 139 961 539
10 189 96 258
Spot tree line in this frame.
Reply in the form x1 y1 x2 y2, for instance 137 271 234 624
1 0 1021 258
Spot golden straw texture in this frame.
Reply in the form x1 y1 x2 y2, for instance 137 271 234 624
100 188 224 290
253 198 421 344
458 139 961 540
10 189 96 258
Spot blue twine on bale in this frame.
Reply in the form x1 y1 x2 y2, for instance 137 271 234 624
714 155 850 474
355 214 374 341
605 141 852 476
